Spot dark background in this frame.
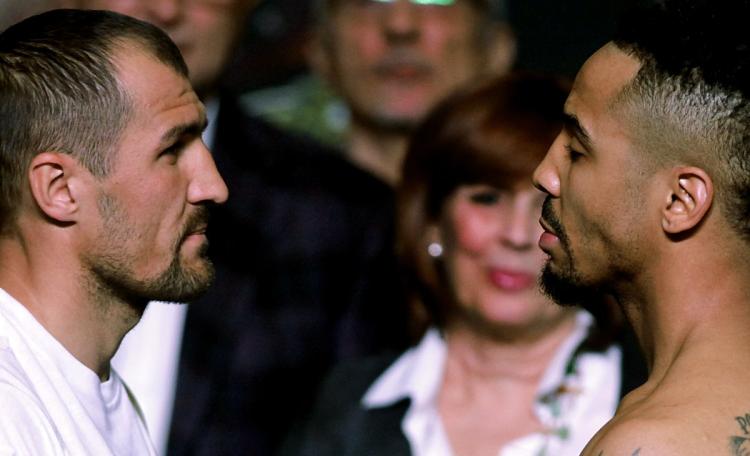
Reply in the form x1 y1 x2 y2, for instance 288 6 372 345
223 0 633 93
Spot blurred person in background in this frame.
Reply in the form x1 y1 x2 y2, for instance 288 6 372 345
62 0 412 454
283 73 645 456
0 0 60 30
308 0 516 185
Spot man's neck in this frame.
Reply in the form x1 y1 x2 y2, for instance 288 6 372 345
615 247 750 389
346 122 409 186
0 234 140 380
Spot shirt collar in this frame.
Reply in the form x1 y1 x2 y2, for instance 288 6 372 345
362 327 446 409
362 311 595 410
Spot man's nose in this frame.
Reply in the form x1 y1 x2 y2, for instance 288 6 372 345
380 0 421 43
188 143 229 205
533 134 564 198
145 0 182 27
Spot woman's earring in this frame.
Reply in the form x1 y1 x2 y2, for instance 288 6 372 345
427 242 443 258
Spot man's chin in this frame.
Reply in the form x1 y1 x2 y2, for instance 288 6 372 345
145 259 215 303
539 262 601 307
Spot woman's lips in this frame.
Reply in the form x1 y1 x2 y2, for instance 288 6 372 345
488 268 536 291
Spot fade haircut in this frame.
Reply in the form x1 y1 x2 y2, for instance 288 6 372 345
0 9 188 233
611 0 750 241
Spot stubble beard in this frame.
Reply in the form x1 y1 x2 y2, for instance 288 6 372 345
539 197 604 307
540 261 592 307
86 195 216 308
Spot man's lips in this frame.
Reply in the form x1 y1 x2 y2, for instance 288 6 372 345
373 57 431 80
189 225 207 235
538 217 555 235
379 65 426 79
182 225 207 245
538 217 559 253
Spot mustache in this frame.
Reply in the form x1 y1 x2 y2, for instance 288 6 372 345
180 206 210 242
541 196 567 243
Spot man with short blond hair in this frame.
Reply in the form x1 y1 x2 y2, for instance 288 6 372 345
66 0 416 454
0 9 227 454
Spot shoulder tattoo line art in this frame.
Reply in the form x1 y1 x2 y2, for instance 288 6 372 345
731 412 750 456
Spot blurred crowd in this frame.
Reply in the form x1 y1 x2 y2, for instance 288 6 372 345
0 0 640 455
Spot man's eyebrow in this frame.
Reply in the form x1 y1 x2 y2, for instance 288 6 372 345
563 112 593 150
159 118 208 146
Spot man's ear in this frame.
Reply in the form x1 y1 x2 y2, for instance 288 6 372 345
28 152 85 224
484 22 517 75
661 167 713 234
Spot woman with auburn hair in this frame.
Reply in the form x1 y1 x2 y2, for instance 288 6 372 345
283 72 645 456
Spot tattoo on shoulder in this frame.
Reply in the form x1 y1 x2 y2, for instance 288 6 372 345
595 448 641 456
731 412 750 455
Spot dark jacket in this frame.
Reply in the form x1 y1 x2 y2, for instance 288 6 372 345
166 96 410 456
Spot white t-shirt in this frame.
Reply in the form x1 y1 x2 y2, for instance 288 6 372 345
363 311 622 456
0 288 156 455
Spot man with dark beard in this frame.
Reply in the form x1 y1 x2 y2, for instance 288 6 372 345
538 198 604 307
533 0 750 455
0 9 227 454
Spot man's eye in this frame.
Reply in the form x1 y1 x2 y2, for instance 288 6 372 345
162 145 179 155
565 144 584 162
159 143 183 163
469 191 500 205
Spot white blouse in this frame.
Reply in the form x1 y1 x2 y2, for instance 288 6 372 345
362 311 622 456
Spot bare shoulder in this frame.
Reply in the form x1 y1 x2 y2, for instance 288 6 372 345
580 413 670 456
582 403 750 456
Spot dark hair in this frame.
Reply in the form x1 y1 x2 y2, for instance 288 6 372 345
0 8 188 233
612 0 750 241
396 72 569 332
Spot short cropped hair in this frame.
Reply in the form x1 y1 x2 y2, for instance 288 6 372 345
397 72 568 331
0 9 188 233
612 0 750 241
